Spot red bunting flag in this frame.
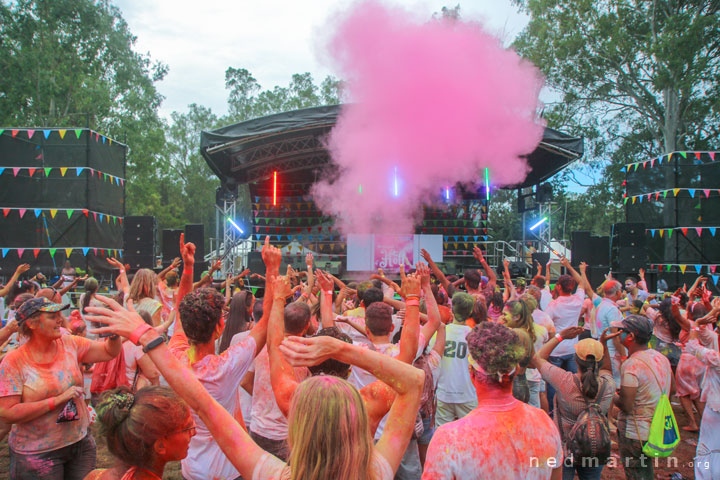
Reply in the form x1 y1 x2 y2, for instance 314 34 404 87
681 228 688 236
28 168 36 177
11 129 19 138
33 249 40 258
2 209 9 217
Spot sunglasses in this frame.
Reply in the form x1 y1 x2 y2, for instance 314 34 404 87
170 424 196 436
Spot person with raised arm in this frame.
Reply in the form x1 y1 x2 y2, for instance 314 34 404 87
86 290 424 480
161 234 274 480
0 296 124 479
423 321 563 480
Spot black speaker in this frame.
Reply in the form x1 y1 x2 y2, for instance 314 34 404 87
125 255 155 271
590 236 610 266
247 251 264 275
612 223 646 248
586 265 609 290
571 231 592 265
162 229 183 262
184 224 205 260
612 247 647 271
123 216 156 256
532 252 550 268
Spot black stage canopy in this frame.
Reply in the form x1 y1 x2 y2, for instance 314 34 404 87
201 104 583 189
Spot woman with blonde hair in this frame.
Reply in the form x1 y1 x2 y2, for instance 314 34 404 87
86 293 425 480
127 269 162 326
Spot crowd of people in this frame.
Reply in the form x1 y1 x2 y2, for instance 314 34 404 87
0 236 718 480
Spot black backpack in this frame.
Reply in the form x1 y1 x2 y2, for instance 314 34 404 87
562 376 612 465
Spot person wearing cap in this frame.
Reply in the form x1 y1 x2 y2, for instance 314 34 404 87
611 314 673 480
423 321 562 479
0 297 123 479
595 280 627 385
532 325 617 480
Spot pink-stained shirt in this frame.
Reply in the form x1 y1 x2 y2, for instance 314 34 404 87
168 329 257 480
422 396 562 479
617 349 672 441
251 451 393 480
250 346 309 441
544 290 586 357
0 335 92 453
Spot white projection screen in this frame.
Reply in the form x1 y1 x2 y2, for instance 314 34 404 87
346 234 443 272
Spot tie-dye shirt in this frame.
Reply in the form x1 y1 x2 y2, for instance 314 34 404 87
0 335 92 453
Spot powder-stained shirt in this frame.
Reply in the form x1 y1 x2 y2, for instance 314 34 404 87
251 451 393 480
617 349 672 441
169 329 257 480
250 346 309 441
544 290 586 357
540 362 615 439
422 398 562 479
0 335 91 454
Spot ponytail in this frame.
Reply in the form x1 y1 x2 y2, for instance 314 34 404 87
577 356 600 399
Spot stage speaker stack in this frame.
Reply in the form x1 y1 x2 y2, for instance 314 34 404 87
611 223 647 272
184 224 205 260
571 231 610 267
123 216 156 271
162 229 183 264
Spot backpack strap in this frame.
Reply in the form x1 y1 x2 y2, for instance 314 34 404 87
571 374 608 407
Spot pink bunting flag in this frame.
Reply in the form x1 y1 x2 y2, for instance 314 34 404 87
27 129 35 139
711 265 717 274
710 152 716 161
12 168 20 177
17 249 24 258
650 158 655 167
704 189 711 198
695 227 703 236
18 209 26 218
35 153 43 160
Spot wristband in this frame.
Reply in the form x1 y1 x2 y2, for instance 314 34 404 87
142 335 164 353
129 323 153 345
555 333 564 342
406 294 420 299
301 292 309 299
48 397 55 411
324 290 333 296
119 269 125 275
406 299 420 307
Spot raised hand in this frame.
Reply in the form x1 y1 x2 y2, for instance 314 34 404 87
600 328 622 344
400 272 421 299
416 262 431 288
278 335 342 367
261 236 282 271
559 255 571 268
579 262 587 274
638 267 645 278
179 233 196 265
85 295 147 338
315 269 334 292
472 246 485 263
56 385 85 404
15 263 30 275
171 257 181 269
238 269 251 277
420 248 433 263
106 257 124 269
273 276 293 301
305 253 314 268
377 267 385 277
558 326 584 340
503 258 510 270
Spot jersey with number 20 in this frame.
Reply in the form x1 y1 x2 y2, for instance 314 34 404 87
437 323 476 404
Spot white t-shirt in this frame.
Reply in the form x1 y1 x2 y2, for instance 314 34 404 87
348 333 427 390
544 290 586 357
595 298 622 355
169 333 257 480
230 331 254 430
122 341 144 387
540 288 552 311
436 323 476 404
526 324 549 383
251 346 310 441
252 451 393 480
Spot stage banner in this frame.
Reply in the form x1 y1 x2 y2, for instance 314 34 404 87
374 235 413 273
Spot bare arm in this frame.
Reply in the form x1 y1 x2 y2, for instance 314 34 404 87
0 386 85 424
137 353 160 385
420 249 453 295
432 322 446 356
268 277 297 417
193 259 221 290
158 258 180 281
247 237 281 356
0 264 29 297
474 246 496 290
316 270 336 329
418 263 441 345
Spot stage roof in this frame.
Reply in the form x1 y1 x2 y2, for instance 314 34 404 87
200 104 583 190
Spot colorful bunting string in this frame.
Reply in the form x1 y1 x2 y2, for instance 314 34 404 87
623 188 720 204
0 166 125 185
0 247 122 259
0 207 122 224
622 151 719 172
647 226 719 238
0 128 125 146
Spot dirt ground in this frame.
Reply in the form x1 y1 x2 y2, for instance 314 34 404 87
0 407 701 479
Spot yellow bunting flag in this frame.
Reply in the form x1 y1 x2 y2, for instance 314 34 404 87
65 248 73 257
60 167 67 176
58 129 67 139
680 265 687 274
50 209 58 218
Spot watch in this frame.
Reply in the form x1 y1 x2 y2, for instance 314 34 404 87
142 336 164 353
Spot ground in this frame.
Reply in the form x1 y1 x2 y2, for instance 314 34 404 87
0 408 700 479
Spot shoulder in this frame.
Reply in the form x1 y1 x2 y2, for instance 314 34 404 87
252 452 287 479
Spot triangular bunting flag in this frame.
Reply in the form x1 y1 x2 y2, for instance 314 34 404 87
12 168 19 176
27 129 35 139
681 227 688 236
28 168 36 177
679 151 687 158
620 167 626 173
668 229 673 238
33 249 40 258
642 161 648 168
74 129 83 139
659 230 664 238
710 227 716 237
632 197 637 204
58 129 67 139
695 152 702 160
50 209 58 218
666 264 672 271
93 248 97 256
92 212 97 221
650 229 656 237
710 152 716 161
49 248 57 258
668 153 672 162
44 167 52 176
695 265 702 274
711 265 717 274
663 190 669 199
16 249 24 258
34 209 41 217
680 265 687 274
60 167 68 176
66 210 74 219
688 189 696 198
673 189 680 196
713 275 720 285
695 227 703 237
76 167 84 175
18 209 26 218
82 248 89 256
65 248 73 257
43 129 51 139
0 168 3 176
704 189 711 198
2 209 8 217
11 129 19 138
650 158 655 167
1 248 8 258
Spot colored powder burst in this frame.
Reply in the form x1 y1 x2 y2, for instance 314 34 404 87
312 1 545 235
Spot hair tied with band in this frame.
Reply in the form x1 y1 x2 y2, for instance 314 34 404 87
97 391 136 429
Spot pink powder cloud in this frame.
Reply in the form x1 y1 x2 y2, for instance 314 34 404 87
312 1 544 234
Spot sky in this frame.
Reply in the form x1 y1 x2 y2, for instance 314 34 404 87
113 0 530 120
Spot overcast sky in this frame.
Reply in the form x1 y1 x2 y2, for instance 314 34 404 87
113 0 530 120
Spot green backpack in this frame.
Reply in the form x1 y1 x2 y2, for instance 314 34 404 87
631 357 680 457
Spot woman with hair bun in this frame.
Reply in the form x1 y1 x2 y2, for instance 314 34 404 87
533 326 617 480
85 386 195 480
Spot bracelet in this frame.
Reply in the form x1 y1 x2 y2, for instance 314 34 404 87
142 335 164 353
48 397 55 411
324 290 333 296
119 269 125 275
406 299 420 307
129 323 153 345
555 333 564 342
301 292 309 299
405 294 420 299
